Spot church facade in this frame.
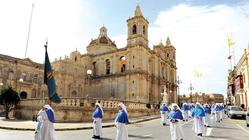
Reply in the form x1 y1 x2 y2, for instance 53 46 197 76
0 6 177 105
53 6 177 104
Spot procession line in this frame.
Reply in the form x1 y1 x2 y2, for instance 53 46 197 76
236 124 249 135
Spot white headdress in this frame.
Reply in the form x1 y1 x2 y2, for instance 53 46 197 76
118 102 128 114
96 102 104 115
171 103 180 110
43 104 54 113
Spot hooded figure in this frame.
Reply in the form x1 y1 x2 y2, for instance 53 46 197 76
115 103 129 140
181 103 190 121
35 104 57 140
168 103 184 140
214 103 221 122
92 103 104 139
203 104 211 127
191 103 205 137
160 103 169 125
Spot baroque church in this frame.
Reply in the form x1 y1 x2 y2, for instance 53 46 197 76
0 6 177 105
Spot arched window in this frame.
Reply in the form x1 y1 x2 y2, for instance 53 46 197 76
106 59 110 74
31 89 36 98
132 25 137 34
120 56 126 72
92 62 96 76
72 90 77 97
20 91 27 99
8 69 14 80
75 56 77 62
143 25 146 35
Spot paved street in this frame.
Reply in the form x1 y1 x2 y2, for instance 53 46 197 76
1 117 249 140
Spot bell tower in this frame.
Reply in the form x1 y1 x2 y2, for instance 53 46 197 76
127 5 149 47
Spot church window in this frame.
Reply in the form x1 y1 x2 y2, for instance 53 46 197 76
8 69 14 80
167 53 169 58
93 62 96 76
132 25 137 34
72 90 77 97
143 25 146 35
75 56 77 62
120 56 126 72
106 59 110 74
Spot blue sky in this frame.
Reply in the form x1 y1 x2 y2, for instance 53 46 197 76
0 0 249 97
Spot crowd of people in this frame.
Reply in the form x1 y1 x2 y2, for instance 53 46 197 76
160 102 225 140
34 102 225 140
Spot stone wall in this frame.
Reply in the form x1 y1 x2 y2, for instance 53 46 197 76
14 98 159 122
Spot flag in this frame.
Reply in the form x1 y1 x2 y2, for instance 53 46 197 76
228 36 234 48
228 55 232 59
193 69 202 78
44 42 61 103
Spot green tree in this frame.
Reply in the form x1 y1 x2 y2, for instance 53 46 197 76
0 85 20 119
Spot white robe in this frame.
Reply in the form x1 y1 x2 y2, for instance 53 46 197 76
170 121 184 140
39 111 57 140
115 122 128 140
193 117 204 134
160 111 168 124
34 116 43 140
215 111 220 122
93 118 103 137
204 113 211 126
183 110 189 121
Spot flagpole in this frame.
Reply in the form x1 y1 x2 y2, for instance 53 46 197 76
25 2 35 58
228 34 232 70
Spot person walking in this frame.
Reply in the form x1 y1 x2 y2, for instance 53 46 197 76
168 103 184 140
92 103 104 139
115 103 129 140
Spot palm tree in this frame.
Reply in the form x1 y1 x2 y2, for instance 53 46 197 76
0 85 20 119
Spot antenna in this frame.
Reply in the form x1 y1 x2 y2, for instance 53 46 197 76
25 1 35 58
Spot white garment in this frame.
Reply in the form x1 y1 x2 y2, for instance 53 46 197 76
170 121 184 140
193 117 204 134
215 111 220 122
219 111 223 120
34 115 43 140
204 113 211 126
40 110 57 140
160 111 168 124
115 122 128 140
183 111 189 121
93 118 103 137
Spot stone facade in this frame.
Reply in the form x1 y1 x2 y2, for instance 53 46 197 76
179 92 224 105
0 54 46 99
227 45 249 109
52 5 177 105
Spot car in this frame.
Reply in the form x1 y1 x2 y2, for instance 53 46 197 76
246 107 249 127
227 106 246 119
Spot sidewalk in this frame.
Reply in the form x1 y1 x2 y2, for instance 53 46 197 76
0 115 160 131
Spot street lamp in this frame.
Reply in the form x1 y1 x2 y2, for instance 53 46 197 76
161 85 171 105
176 76 182 104
86 69 92 97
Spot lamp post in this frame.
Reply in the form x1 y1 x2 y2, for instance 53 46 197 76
161 85 171 105
86 69 92 97
188 83 194 103
176 76 182 105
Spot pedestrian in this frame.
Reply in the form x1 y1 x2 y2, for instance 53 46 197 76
192 103 205 137
219 103 224 121
168 103 184 140
92 103 104 139
115 103 129 140
181 103 189 121
214 103 221 122
35 104 57 140
203 104 211 127
160 103 169 126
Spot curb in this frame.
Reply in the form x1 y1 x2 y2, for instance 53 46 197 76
0 116 160 131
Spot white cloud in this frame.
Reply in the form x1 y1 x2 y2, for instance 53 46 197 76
149 3 249 95
0 0 94 63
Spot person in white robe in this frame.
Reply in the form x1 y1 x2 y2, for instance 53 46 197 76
160 103 169 125
181 103 190 121
203 104 211 127
168 103 184 140
38 104 57 140
115 103 129 140
214 103 221 123
92 103 104 139
191 103 205 137
35 109 43 140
